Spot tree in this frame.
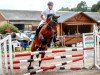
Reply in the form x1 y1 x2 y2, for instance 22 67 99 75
58 1 88 12
91 1 100 12
59 7 70 11
70 8 77 11
76 1 88 12
91 4 97 12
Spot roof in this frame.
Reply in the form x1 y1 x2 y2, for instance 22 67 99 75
0 10 67 21
58 11 100 23
0 10 41 21
0 9 100 23
58 11 77 23
85 12 100 22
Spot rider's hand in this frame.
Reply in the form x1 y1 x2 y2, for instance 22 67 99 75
43 19 47 24
44 21 47 24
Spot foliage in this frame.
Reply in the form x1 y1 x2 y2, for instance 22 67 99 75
59 1 100 12
70 8 77 11
91 1 100 12
59 1 88 12
76 1 88 12
59 7 70 11
0 22 19 34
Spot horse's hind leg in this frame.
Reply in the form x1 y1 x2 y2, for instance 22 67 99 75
27 55 34 70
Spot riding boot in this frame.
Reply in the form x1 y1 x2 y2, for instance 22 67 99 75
34 28 39 39
34 25 43 40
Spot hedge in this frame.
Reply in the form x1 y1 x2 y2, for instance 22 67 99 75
0 22 19 34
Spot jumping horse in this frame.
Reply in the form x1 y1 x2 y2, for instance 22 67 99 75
28 14 60 70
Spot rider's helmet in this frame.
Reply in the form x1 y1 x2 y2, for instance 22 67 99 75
47 1 54 6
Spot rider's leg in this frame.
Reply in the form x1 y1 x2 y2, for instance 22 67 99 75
34 24 43 39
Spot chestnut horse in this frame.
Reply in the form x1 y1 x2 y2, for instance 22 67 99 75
28 14 59 70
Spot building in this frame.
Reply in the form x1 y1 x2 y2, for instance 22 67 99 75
0 10 100 45
0 9 66 31
57 12 100 45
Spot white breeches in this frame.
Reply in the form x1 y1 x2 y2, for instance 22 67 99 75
38 20 44 28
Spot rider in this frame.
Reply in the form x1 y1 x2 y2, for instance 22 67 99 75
34 1 56 39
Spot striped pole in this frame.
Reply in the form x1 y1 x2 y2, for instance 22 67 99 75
8 66 82 71
23 57 83 75
7 47 94 57
8 54 83 64
59 67 81 70
8 66 50 70
83 47 94 50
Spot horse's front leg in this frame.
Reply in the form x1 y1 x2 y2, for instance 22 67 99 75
39 53 45 67
36 45 43 58
28 43 37 70
28 55 34 70
39 45 48 67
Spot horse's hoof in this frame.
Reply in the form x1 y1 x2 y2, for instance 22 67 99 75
27 66 30 71
27 66 34 71
59 67 65 70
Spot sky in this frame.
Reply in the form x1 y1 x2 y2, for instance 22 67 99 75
0 0 99 11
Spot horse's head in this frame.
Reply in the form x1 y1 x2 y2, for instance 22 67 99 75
46 14 60 26
46 14 60 33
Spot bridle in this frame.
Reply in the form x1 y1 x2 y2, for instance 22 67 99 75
47 16 58 29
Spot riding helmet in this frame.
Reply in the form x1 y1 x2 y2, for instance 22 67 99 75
47 1 54 6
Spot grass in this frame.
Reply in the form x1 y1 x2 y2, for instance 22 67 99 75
15 47 31 52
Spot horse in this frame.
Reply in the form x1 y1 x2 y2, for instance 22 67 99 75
28 14 60 70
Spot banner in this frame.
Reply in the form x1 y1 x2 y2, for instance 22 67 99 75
83 33 94 48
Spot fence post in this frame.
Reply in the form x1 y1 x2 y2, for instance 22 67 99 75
93 25 100 69
8 35 14 75
4 41 8 74
97 36 99 63
0 43 3 75
83 33 86 68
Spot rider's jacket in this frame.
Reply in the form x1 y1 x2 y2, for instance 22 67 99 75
38 8 56 27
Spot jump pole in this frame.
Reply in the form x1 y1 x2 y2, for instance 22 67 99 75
8 54 83 64
23 57 83 75
7 47 93 57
